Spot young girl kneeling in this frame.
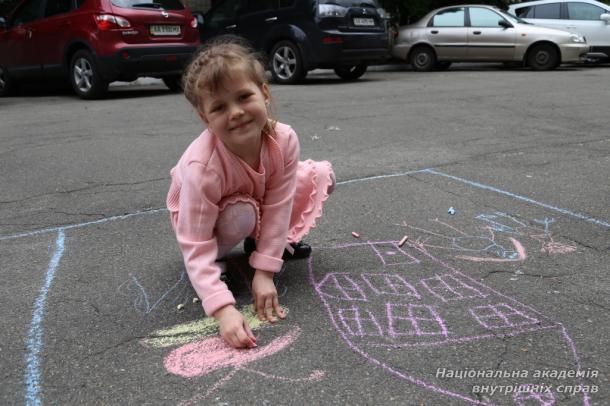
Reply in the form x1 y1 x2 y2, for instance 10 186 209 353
166 38 335 349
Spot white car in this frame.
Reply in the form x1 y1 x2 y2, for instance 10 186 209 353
391 5 590 71
507 0 610 61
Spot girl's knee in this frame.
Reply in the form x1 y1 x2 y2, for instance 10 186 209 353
215 201 257 243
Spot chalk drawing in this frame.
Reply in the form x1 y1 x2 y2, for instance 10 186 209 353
513 385 555 406
12 169 602 405
165 325 302 378
423 169 610 229
309 240 590 405
24 230 65 406
397 212 576 263
141 304 288 348
118 271 190 314
140 304 324 405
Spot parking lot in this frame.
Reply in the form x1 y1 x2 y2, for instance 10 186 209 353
1 63 609 405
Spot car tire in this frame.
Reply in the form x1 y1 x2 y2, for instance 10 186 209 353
163 75 183 92
334 64 368 81
69 50 108 99
409 46 437 72
527 44 559 71
0 65 18 97
435 62 452 71
270 41 306 84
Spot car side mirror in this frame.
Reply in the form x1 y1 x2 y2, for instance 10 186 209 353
498 19 512 29
600 13 610 23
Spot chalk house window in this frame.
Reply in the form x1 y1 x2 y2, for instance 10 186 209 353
387 304 448 337
470 303 539 329
420 274 486 302
338 307 384 336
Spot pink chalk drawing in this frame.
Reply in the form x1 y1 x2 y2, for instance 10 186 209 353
165 326 303 378
530 233 577 255
165 325 324 406
455 237 527 263
512 384 556 406
309 239 590 405
397 212 577 263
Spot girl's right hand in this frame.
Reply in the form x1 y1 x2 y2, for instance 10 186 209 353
213 305 257 349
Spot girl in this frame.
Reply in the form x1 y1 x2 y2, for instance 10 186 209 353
166 38 335 349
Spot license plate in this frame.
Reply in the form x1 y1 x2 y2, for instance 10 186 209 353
353 18 375 26
150 25 181 36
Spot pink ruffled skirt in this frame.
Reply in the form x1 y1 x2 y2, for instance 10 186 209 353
288 159 334 243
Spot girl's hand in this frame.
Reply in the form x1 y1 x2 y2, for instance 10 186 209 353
252 270 286 322
213 304 257 348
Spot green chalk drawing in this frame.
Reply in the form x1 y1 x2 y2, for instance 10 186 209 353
141 304 289 348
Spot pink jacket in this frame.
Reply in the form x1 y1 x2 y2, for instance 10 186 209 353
166 122 299 315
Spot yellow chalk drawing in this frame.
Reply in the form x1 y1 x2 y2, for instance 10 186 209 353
141 304 289 348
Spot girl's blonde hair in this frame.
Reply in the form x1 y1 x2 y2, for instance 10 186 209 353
183 36 275 135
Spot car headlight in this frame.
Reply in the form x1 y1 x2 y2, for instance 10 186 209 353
318 4 349 17
569 34 586 43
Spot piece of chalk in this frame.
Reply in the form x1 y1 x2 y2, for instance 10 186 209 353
176 303 185 310
352 232 360 238
398 235 409 247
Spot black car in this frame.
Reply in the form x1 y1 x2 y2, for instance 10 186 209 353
198 0 390 83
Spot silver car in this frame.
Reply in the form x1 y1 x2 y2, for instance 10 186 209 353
391 5 590 71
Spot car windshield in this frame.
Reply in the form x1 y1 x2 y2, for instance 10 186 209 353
111 0 184 10
496 8 529 24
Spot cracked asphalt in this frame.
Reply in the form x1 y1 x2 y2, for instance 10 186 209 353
1 63 609 405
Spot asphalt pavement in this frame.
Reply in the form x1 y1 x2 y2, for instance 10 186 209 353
1 63 609 405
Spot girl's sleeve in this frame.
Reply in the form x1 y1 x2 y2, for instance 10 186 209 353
249 129 300 272
174 162 235 316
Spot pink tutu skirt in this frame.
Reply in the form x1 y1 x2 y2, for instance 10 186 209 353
288 159 334 243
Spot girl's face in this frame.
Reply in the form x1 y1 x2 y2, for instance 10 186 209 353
199 74 270 155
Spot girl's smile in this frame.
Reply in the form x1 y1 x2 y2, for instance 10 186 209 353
229 119 254 132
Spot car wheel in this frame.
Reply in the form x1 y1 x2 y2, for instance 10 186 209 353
69 50 108 99
334 64 368 81
270 41 306 84
435 62 452 71
0 66 17 97
528 44 559 71
163 75 183 92
409 46 437 72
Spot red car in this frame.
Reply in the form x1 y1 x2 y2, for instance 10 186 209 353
0 0 200 98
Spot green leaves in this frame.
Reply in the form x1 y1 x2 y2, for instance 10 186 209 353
377 0 513 25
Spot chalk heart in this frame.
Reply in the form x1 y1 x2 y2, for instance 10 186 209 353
164 326 301 378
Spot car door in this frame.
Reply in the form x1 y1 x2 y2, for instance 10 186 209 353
565 1 610 47
236 0 278 50
1 0 45 78
467 7 516 60
38 0 76 77
200 0 243 41
426 7 467 60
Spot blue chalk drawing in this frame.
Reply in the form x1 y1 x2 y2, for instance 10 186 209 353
120 271 190 314
533 217 555 233
24 230 65 406
424 169 610 229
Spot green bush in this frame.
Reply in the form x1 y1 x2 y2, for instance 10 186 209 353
379 0 520 25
